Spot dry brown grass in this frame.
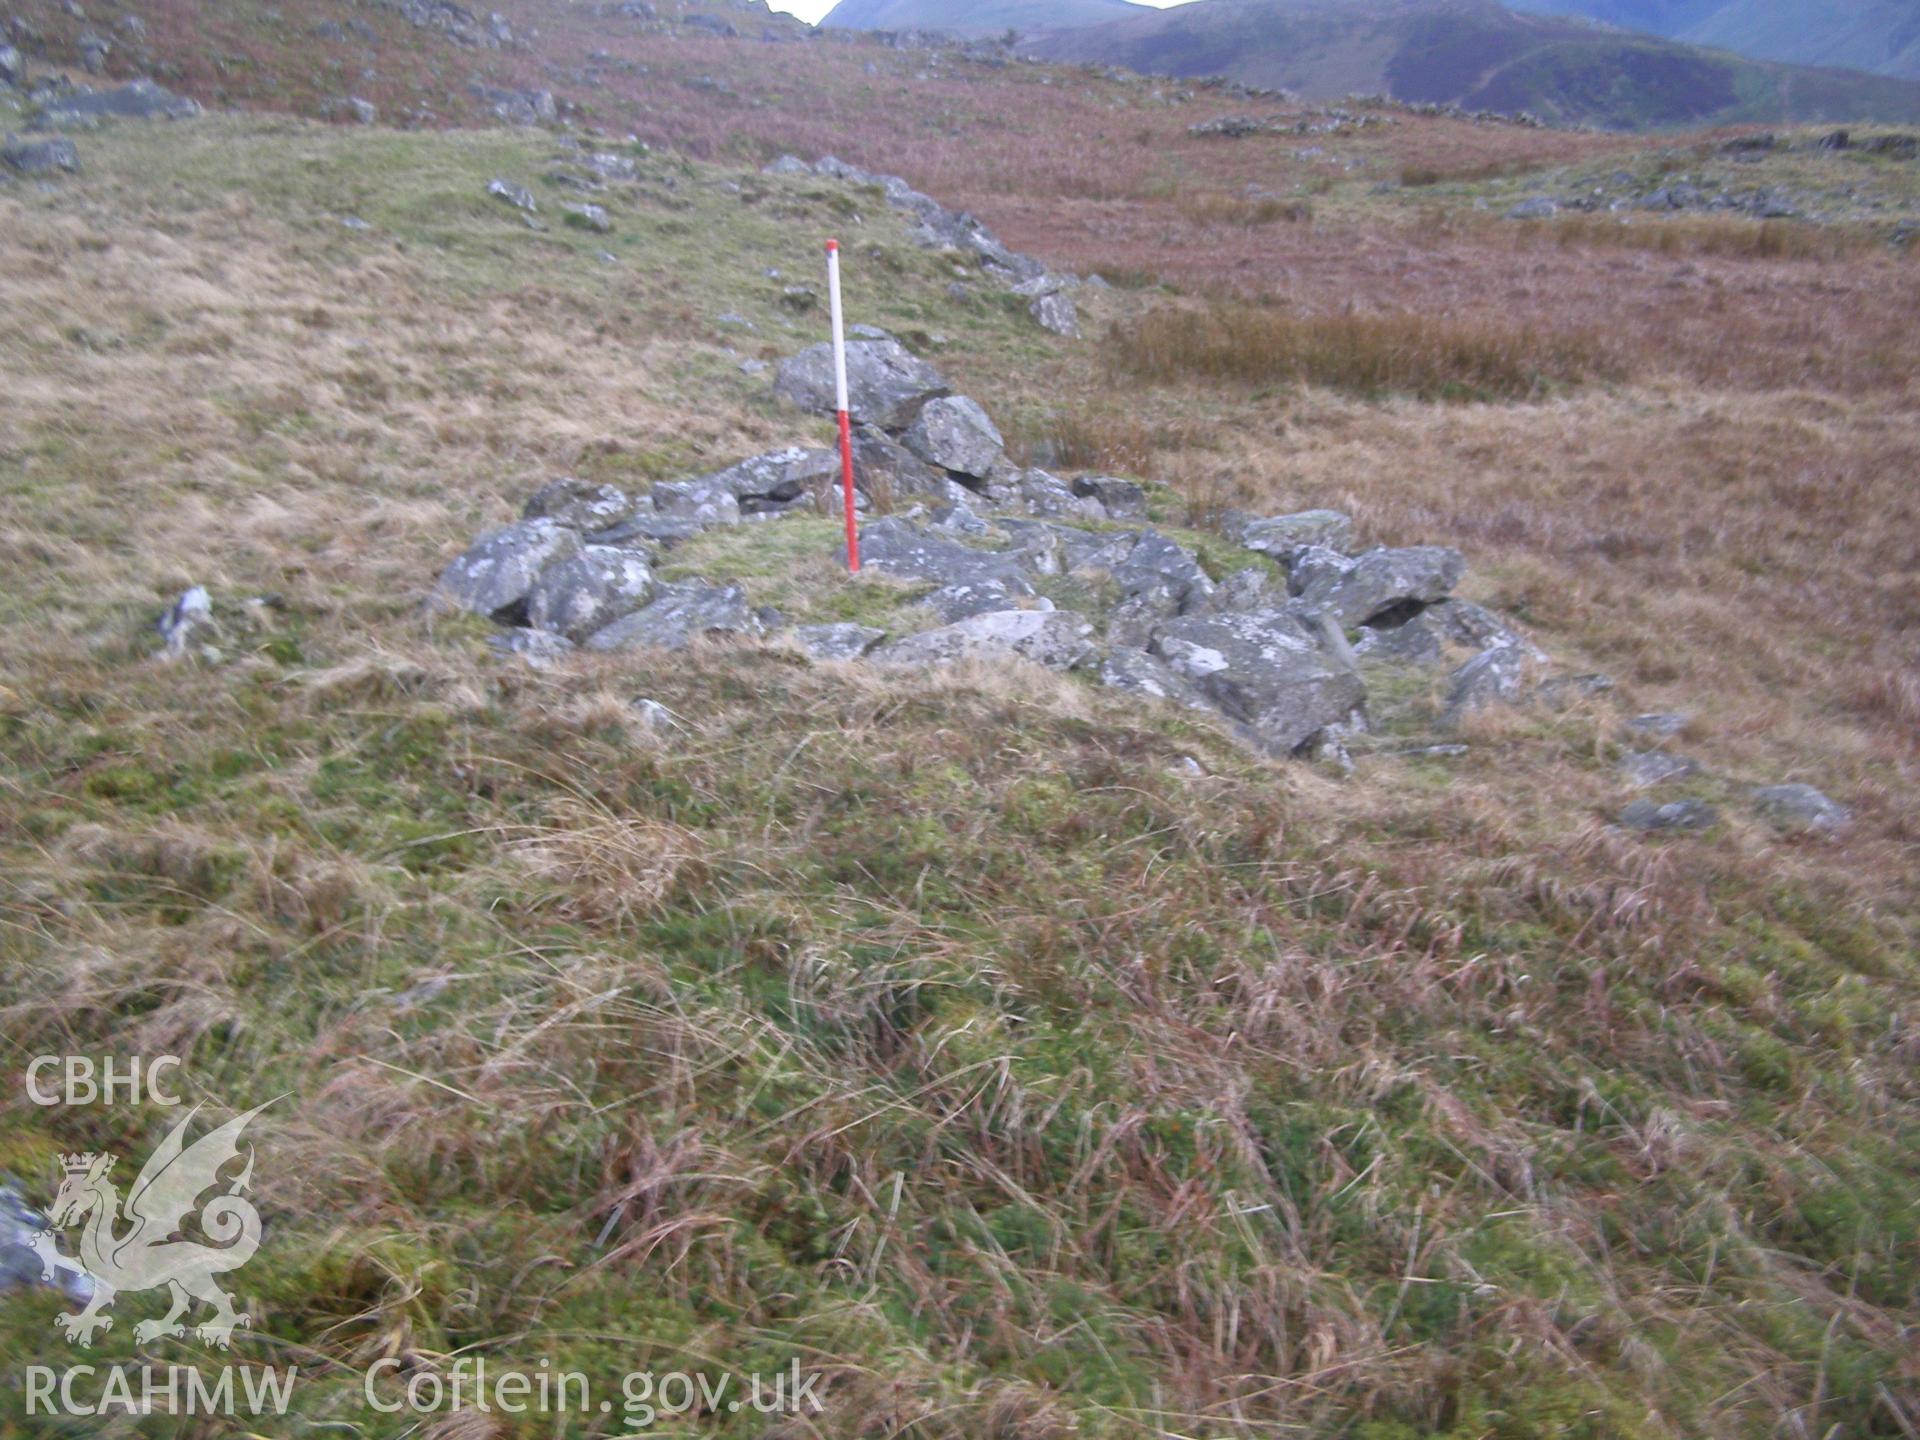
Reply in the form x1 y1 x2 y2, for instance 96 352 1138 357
1106 302 1619 400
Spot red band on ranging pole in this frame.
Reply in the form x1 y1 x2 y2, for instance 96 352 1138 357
825 238 859 572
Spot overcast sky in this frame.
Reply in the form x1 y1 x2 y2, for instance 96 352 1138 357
765 0 1195 26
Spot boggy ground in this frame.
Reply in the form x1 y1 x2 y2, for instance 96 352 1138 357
0 84 1916 1440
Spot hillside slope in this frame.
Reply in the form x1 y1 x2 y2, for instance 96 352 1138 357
1024 0 1920 127
819 0 1149 35
3 7 1920 1439
1511 0 1920 81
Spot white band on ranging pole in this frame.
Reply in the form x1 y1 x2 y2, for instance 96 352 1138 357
826 239 859 571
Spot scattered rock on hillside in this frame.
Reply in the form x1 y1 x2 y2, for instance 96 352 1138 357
858 516 1036 593
2 133 78 174
871 608 1093 671
1752 783 1850 835
1151 610 1367 756
773 337 948 428
1289 545 1465 627
902 395 1004 478
1443 644 1530 722
791 623 886 661
1627 712 1689 738
437 518 581 623
526 547 655 643
563 203 611 232
157 586 214 659
1097 647 1210 709
1072 476 1146 520
1029 291 1080 339
1619 750 1701 787
581 580 758 652
487 178 537 212
524 477 643 532
33 78 200 124
1620 797 1718 832
1506 197 1557 220
324 96 378 124
0 45 23 86
1235 509 1353 560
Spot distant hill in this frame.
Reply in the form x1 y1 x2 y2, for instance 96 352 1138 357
818 0 1149 36
1509 0 1920 82
1020 0 1920 128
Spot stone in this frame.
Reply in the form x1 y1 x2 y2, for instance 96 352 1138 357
1752 784 1850 835
649 476 741 527
1111 531 1214 609
773 337 948 428
526 546 655 643
856 517 1035 593
1029 290 1080 338
326 96 378 124
585 151 639 181
1208 567 1277 614
851 425 958 504
1072 475 1147 521
1353 612 1445 666
1506 197 1558 220
689 446 840 514
487 178 537 212
581 581 758 652
1238 509 1353 560
436 518 581 623
1619 798 1718 832
586 513 706 550
1538 673 1616 709
762 154 811 175
563 203 611 232
791 623 886 661
921 579 1032 622
2 134 78 175
988 468 1103 521
523 477 641 532
1426 599 1544 660
901 395 1004 478
0 46 23 86
1442 645 1529 720
156 586 213 658
1627 713 1689 738
32 79 200 123
870 609 1093 671
1288 545 1465 627
927 500 992 535
1150 610 1367 756
1619 751 1701 788
489 628 575 669
1096 647 1210 709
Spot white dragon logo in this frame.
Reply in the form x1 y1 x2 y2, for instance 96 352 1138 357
28 1102 272 1348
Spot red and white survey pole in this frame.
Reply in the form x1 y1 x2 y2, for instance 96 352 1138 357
825 238 860 572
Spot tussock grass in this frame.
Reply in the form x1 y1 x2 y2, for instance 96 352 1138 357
1106 303 1619 401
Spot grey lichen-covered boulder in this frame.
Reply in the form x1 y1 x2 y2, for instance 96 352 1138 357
902 396 1004 478
1205 567 1276 614
922 579 1039 623
1097 647 1210 710
853 426 961 503
857 517 1036 594
1620 798 1717 832
1112 532 1215 609
1030 290 1080 338
2 134 78 175
774 338 949 428
871 608 1093 671
527 546 655 643
1150 611 1367 756
489 628 576 669
1072 476 1147 521
581 581 758 652
685 446 840 515
1752 784 1850 835
649 474 742 527
586 512 707 551
523 477 643 532
1619 751 1700 788
1442 645 1530 722
1290 545 1465 627
487 178 537 212
33 79 201 124
1237 509 1353 560
975 468 1103 521
790 623 886 661
437 518 581 623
